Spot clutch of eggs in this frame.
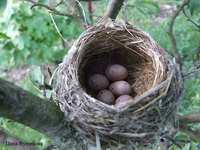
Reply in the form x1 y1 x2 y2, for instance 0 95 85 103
88 64 132 105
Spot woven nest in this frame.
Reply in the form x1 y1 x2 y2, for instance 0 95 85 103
56 19 183 149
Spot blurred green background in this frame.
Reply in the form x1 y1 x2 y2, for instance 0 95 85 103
0 0 199 149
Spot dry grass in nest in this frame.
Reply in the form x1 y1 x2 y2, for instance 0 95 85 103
55 19 183 149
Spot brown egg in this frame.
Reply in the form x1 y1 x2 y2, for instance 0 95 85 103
115 95 132 105
105 64 128 81
109 81 132 96
96 90 115 105
88 74 109 91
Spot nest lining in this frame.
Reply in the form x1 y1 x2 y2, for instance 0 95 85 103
56 19 183 149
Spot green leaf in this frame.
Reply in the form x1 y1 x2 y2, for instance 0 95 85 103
38 0 49 3
3 41 14 51
138 0 159 10
188 0 200 16
45 90 52 99
29 66 43 86
169 144 177 150
136 7 148 17
0 32 10 39
0 0 7 11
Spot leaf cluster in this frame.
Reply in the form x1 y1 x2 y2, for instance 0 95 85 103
0 2 82 69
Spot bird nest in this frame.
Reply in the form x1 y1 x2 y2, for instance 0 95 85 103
56 19 183 149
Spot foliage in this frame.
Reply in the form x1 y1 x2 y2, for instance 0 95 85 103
0 0 199 149
0 1 81 149
0 1 82 70
0 0 7 11
188 0 200 16
0 117 51 150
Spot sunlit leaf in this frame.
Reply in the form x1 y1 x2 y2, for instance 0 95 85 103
45 90 52 99
38 0 50 3
188 0 200 16
136 7 148 17
0 32 10 39
3 41 14 51
169 144 177 150
29 66 43 86
138 0 159 10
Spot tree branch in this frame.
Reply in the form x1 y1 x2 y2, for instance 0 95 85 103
168 0 188 70
182 9 200 30
179 125 200 143
63 0 88 30
179 111 200 124
23 0 73 18
183 68 200 78
104 0 125 20
0 78 65 140
175 111 200 143
183 60 200 78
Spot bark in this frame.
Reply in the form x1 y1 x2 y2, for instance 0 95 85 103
179 111 200 124
0 78 65 140
104 0 125 20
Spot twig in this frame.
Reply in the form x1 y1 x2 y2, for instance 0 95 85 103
183 60 200 78
49 12 71 46
76 0 88 28
87 2 93 23
23 0 73 18
122 0 128 21
87 12 102 18
162 135 182 149
183 68 200 78
55 0 63 7
168 0 189 70
182 9 200 30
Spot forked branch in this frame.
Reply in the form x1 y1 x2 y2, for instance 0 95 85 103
23 0 73 18
23 0 88 30
182 9 200 30
168 0 188 70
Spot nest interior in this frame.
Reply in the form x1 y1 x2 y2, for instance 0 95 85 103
80 35 157 98
56 19 183 149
